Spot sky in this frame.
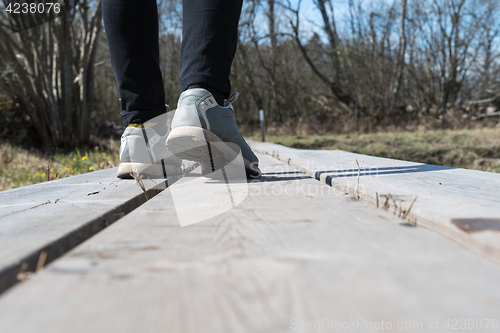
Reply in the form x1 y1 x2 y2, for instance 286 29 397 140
284 0 395 38
269 0 360 43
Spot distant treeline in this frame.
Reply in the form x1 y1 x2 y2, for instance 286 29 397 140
1 0 499 148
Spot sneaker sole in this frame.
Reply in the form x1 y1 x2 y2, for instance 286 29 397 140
117 162 183 179
166 126 261 179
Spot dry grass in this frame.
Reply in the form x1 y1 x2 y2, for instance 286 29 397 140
2 127 499 192
0 138 121 191
249 127 500 173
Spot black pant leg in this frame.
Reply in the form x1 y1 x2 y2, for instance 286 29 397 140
179 0 243 99
102 0 166 126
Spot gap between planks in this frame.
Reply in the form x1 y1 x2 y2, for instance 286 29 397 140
248 140 500 265
0 163 198 295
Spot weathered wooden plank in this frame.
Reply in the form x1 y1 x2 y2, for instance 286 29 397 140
248 140 500 264
0 154 499 332
0 164 195 294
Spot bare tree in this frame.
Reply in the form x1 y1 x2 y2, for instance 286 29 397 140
287 0 352 108
2 0 499 140
391 0 408 109
433 0 484 113
477 0 500 100
0 0 102 148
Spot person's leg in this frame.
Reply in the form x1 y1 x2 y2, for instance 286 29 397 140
179 0 243 106
103 0 182 179
168 0 261 178
102 0 166 126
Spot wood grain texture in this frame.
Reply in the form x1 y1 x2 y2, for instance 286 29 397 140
0 154 499 333
0 164 195 294
248 140 500 264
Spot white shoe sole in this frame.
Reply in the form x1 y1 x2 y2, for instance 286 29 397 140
166 126 261 178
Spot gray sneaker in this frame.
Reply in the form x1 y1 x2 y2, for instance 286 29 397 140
166 88 261 178
117 112 183 179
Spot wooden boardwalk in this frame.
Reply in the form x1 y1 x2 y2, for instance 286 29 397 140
248 141 500 264
0 147 499 332
0 163 195 294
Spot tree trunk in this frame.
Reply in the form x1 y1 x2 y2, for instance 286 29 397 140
0 0 102 148
391 0 407 110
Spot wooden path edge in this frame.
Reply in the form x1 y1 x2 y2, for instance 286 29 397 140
248 140 500 264
0 163 198 295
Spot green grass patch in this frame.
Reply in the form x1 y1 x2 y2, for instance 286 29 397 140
1 138 121 191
